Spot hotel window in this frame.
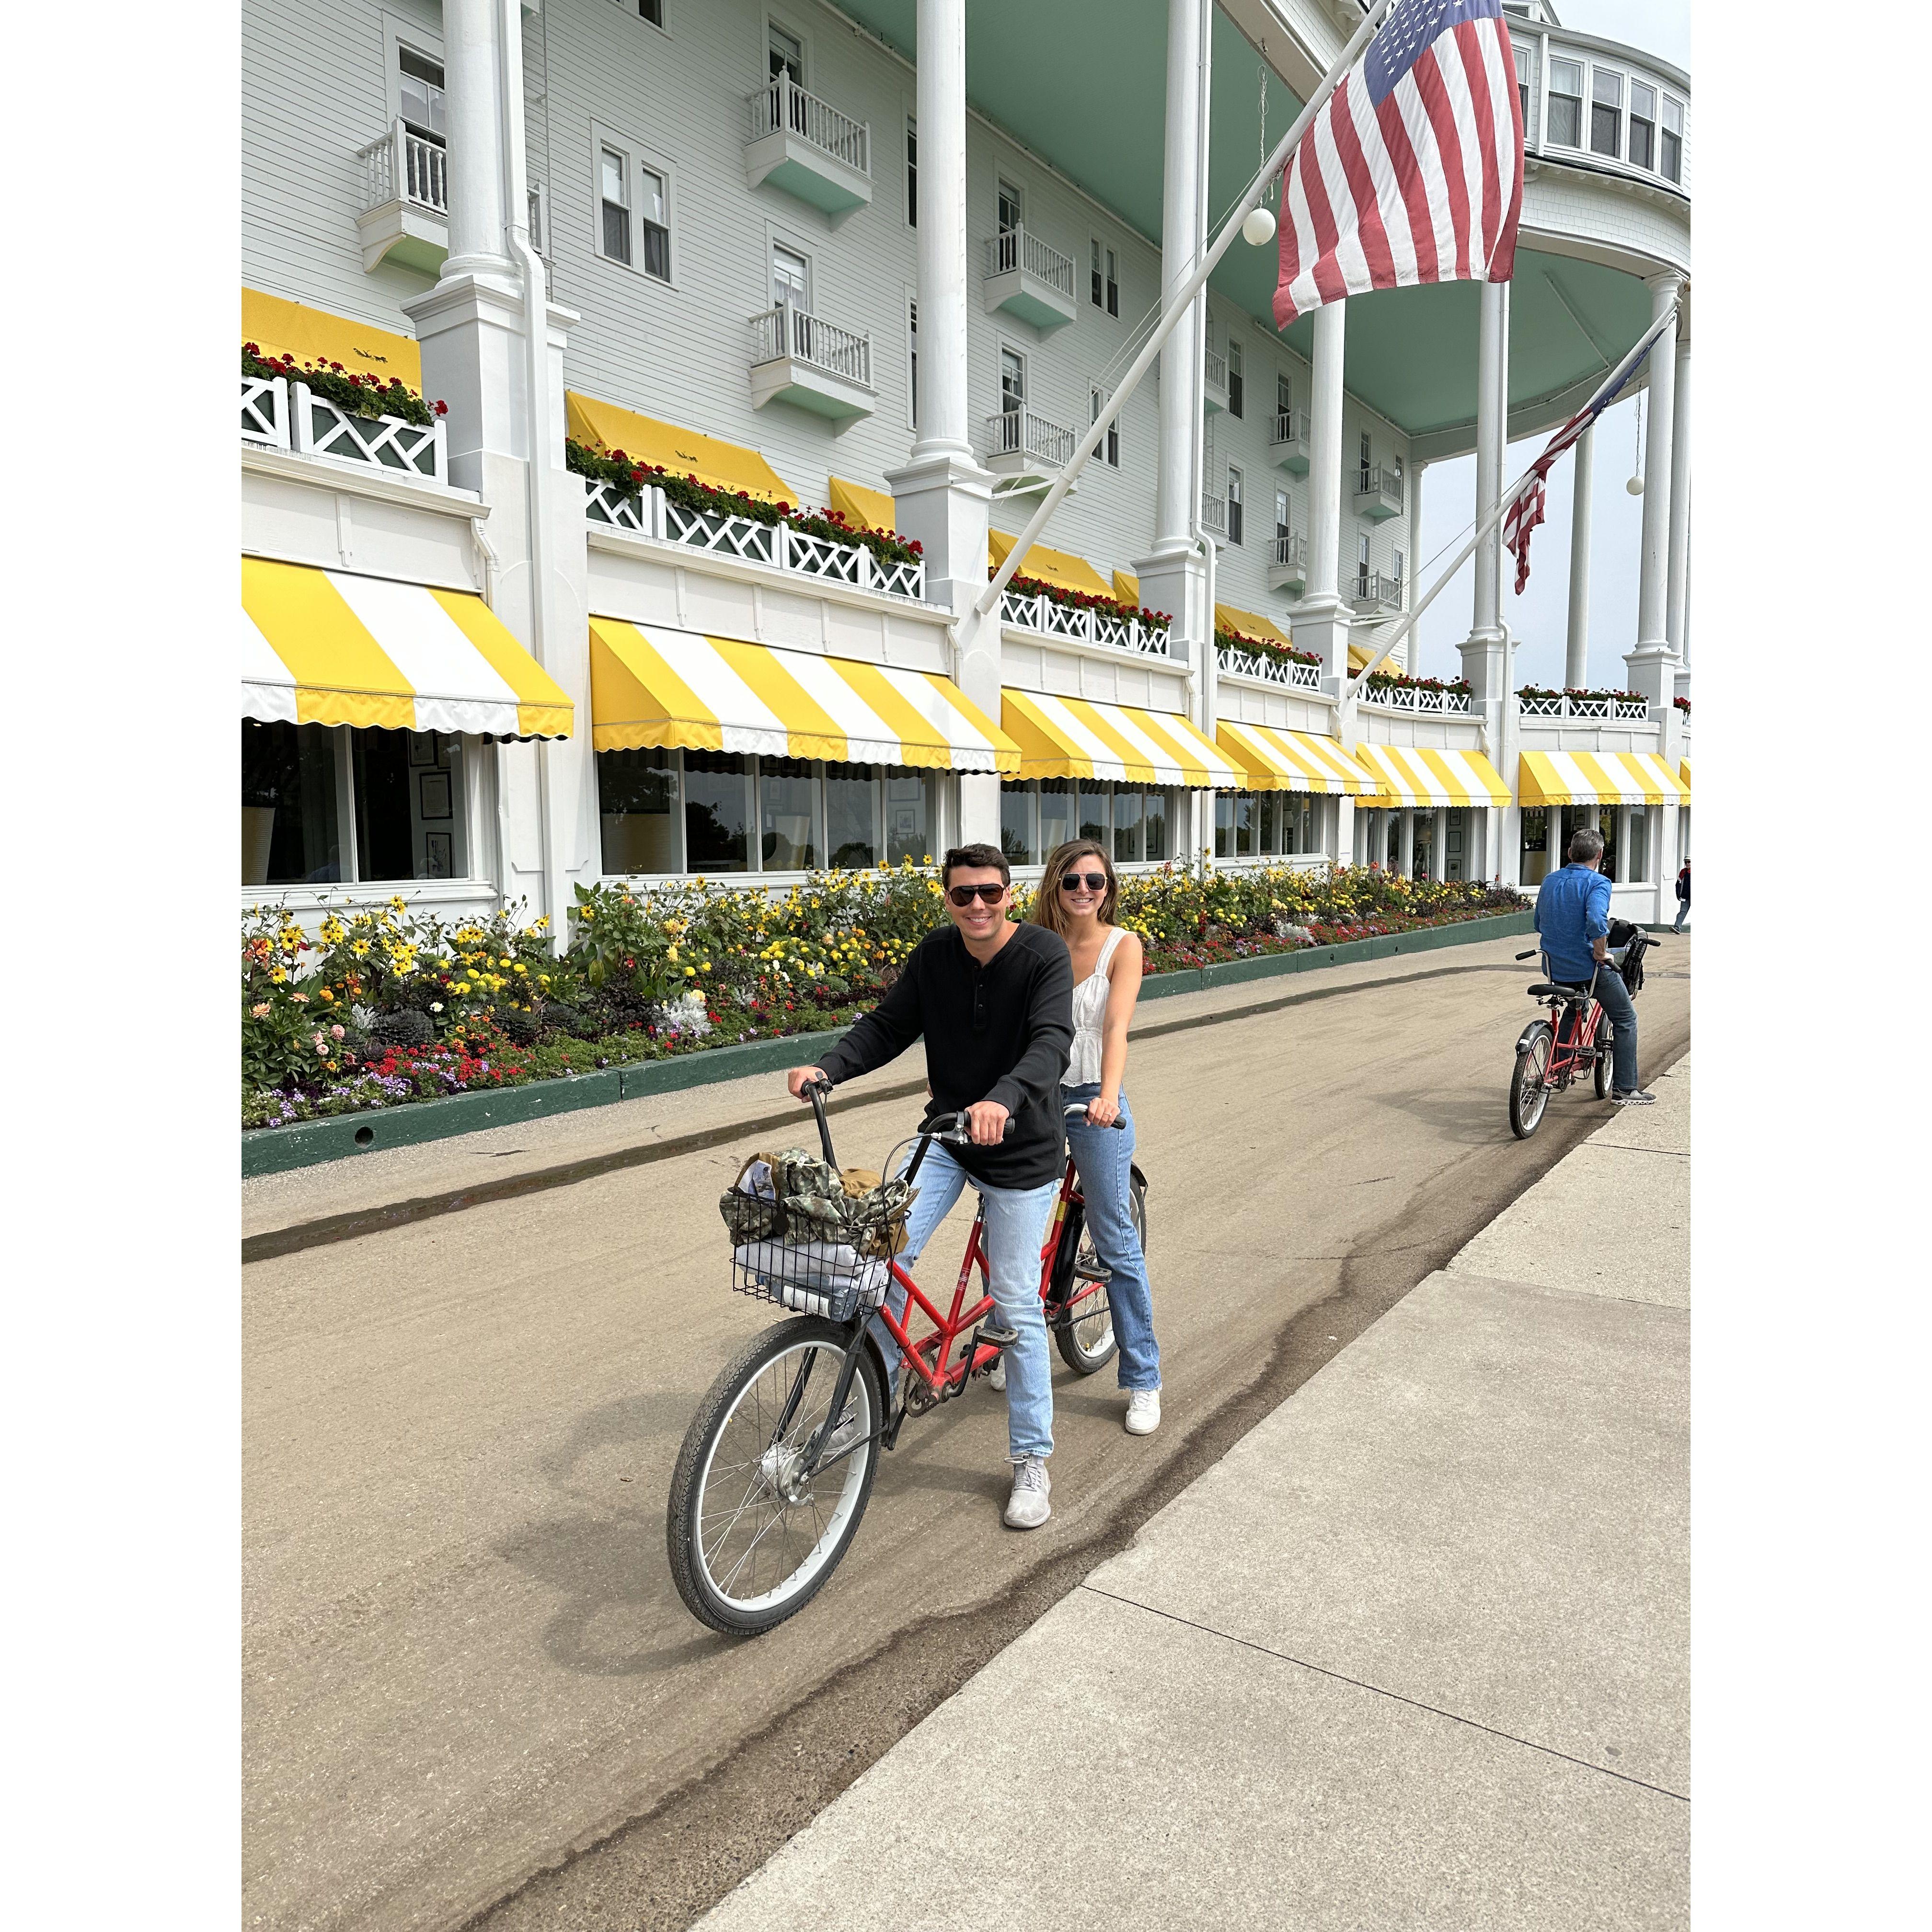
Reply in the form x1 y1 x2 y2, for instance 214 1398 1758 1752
1091 387 1119 467
1512 39 1531 128
1227 339 1244 419
1102 244 1119 316
1275 489 1289 542
597 748 679 875
1079 783 1110 847
1276 369 1293 425
1000 782 1036 864
998 178 1024 236
637 166 670 278
1038 777 1072 855
683 751 751 873
397 46 447 144
242 723 469 886
1660 96 1684 182
905 115 917 226
1547 58 1582 147
1358 431 1373 492
599 147 631 265
1626 803 1650 882
1357 531 1371 595
1590 69 1623 159
1226 466 1244 545
999 348 1026 446
768 21 805 86
771 242 810 310
635 0 664 24
596 134 672 280
1628 81 1656 171
1000 781 1169 865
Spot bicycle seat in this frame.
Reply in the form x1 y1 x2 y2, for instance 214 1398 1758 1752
1527 981 1594 999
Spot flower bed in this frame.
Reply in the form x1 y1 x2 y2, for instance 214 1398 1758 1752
1368 670 1472 697
242 865 1526 1129
1673 695 1691 715
1008 573 1171 635
565 440 923 571
1216 625 1319 670
242 344 446 426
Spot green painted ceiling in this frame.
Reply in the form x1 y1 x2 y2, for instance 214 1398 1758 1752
830 1 1656 440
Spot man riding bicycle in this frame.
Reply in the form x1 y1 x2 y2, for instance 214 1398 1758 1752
1532 825 1655 1106
786 842 1075 1530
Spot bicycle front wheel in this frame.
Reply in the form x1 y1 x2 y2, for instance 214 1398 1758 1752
1509 1024 1553 1139
667 1316 883 1636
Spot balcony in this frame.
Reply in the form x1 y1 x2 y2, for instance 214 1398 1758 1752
355 122 448 274
1362 679 1472 716
585 483 927 600
1354 465 1404 522
744 77 871 220
1198 491 1229 543
1268 531 1309 597
1202 346 1229 414
999 590 1169 658
1217 645 1321 690
1517 691 1651 722
1270 408 1311 474
1347 571 1404 613
982 227 1077 332
242 373 448 485
983 408 1079 494
748 302 874 425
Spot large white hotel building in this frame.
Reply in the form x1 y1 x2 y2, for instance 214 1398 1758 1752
241 0 1690 928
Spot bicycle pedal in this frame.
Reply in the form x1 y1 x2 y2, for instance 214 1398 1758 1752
976 1323 1019 1350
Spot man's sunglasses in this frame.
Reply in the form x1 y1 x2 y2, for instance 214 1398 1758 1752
946 882 1009 906
1058 871 1109 894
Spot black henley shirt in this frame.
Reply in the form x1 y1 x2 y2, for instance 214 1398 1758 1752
816 920 1075 1190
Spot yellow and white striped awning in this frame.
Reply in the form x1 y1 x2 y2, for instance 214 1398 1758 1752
242 559 573 737
589 620 1017 772
1001 691 1242 788
1215 722 1380 795
1679 758 1691 796
1519 750 1690 806
1354 743 1511 808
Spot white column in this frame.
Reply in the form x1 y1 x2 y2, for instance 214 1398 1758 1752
887 0 998 840
1626 271 1682 691
441 0 512 279
1297 300 1349 688
1468 279 1509 653
1564 421 1594 690
1397 459 1423 674
1665 336 1691 658
1399 809 1414 879
1430 808 1447 880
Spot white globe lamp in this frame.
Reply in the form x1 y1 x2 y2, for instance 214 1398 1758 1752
1625 475 1644 496
1242 205 1277 247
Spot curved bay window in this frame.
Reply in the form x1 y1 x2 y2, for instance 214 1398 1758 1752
596 750 937 877
242 722 468 886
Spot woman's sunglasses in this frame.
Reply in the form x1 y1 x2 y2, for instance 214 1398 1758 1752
946 882 1009 906
1058 871 1110 894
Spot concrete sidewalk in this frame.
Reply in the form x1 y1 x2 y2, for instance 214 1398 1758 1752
696 1060 1690 1932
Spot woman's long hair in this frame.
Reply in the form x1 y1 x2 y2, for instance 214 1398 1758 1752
1033 839 1119 941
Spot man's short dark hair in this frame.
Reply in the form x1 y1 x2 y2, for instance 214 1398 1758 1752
941 842 1012 887
1568 827 1605 863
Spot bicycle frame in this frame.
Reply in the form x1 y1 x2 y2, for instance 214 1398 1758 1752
1523 949 1605 1093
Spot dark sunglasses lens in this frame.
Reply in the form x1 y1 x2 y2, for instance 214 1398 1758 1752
948 884 1005 905
1060 872 1108 892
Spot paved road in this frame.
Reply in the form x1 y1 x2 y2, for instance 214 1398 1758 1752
242 934 1691 1932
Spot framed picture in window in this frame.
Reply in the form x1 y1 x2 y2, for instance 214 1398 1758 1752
409 731 437 767
424 832 453 878
418 769 452 820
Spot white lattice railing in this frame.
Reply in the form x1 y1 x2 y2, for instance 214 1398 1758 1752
258 380 446 483
1517 692 1651 721
357 121 448 215
1348 571 1404 610
242 374 289 450
986 408 1077 467
749 302 872 386
1217 646 1318 687
1363 681 1472 714
1199 491 1229 537
998 589 1170 657
984 226 1077 300
748 77 870 174
585 483 927 598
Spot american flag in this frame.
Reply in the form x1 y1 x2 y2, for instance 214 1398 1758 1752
1272 0 1523 326
1502 306 1677 593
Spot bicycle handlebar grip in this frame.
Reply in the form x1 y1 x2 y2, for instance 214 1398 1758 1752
1515 948 1538 961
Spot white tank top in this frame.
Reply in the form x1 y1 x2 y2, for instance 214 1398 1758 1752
1065 926 1128 1087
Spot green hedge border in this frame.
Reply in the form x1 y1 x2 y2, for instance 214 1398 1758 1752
242 910 1534 1178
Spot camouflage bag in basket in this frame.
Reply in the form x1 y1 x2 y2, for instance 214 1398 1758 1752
718 1148 915 1258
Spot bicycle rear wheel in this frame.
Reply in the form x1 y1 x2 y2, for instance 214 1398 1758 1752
667 1316 882 1636
1593 1009 1614 1099
1509 1024 1553 1139
1056 1174 1146 1374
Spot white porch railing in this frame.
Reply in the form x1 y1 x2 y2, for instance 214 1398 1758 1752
998 589 1170 656
984 226 1077 301
584 482 927 599
357 121 448 214
1271 408 1310 448
1217 646 1320 689
1362 681 1472 715
749 302 872 386
748 76 870 174
242 373 289 450
1199 491 1229 537
1348 571 1404 610
1273 531 1308 571
1204 345 1228 390
986 407 1077 467
1517 692 1652 721
1355 462 1404 509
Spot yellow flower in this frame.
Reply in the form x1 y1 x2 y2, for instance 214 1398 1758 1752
685 966 697 977
390 894 407 911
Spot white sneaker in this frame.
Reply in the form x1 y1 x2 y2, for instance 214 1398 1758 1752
1004 1457 1051 1530
987 1357 1006 1392
1125 1389 1162 1436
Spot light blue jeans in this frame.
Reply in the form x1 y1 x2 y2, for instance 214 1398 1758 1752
1062 1083 1161 1392
868 1141 1060 1462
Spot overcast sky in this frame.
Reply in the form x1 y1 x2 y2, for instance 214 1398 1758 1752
1408 1 1688 690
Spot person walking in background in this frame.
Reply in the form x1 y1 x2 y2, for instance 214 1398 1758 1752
1673 858 1691 932
1031 840 1163 1436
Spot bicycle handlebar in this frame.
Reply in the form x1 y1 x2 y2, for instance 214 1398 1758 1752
1064 1103 1127 1128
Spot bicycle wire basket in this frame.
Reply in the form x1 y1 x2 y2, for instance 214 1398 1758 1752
729 1238 893 1322
721 1151 902 1322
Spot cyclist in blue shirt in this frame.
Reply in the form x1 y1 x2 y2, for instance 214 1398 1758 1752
1532 824 1655 1106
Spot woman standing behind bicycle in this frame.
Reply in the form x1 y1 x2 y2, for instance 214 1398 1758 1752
1033 840 1162 1434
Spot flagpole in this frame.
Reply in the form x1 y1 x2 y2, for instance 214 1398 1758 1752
1344 303 1679 693
970 0 1398 623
